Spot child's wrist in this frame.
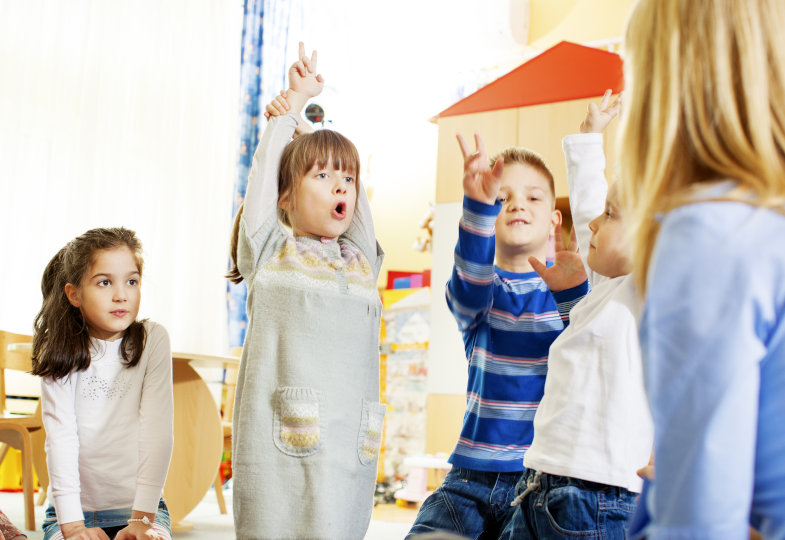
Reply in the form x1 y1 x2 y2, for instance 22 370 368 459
284 89 309 113
127 516 153 527
60 521 87 537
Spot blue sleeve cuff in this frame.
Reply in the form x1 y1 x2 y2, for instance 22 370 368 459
463 195 501 216
551 279 590 304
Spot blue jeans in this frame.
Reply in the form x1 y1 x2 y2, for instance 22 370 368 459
42 498 171 540
501 470 637 539
406 466 521 540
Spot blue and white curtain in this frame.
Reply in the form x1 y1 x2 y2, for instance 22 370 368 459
227 0 303 349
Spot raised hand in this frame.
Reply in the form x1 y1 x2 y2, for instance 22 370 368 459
288 41 324 100
456 133 504 205
264 89 290 120
579 89 621 134
263 89 315 137
528 227 587 292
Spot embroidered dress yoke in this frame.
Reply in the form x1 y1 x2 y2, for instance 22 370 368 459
232 114 385 540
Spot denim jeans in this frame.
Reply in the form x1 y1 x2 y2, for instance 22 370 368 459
42 498 171 540
501 469 637 539
406 466 522 540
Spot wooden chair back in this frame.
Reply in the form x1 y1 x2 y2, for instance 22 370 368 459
0 330 34 413
0 330 46 529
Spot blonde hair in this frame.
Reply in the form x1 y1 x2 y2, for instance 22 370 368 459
491 147 556 207
619 0 785 292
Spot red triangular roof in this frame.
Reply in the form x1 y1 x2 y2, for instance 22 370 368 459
437 41 623 118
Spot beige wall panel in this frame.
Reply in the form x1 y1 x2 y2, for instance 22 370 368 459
516 97 619 198
425 393 466 455
435 110 518 204
427 202 468 396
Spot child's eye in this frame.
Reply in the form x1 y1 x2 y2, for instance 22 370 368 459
496 196 508 203
344 176 354 184
316 172 328 179
529 196 540 202
98 279 110 287
127 279 139 286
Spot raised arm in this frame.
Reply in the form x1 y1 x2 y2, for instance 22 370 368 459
243 42 324 238
563 90 620 283
445 134 504 331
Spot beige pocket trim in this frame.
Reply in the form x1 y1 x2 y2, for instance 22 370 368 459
273 386 324 457
358 400 386 466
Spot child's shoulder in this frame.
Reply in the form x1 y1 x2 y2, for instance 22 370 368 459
141 319 170 343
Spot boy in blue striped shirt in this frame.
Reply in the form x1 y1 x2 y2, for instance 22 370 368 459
407 134 589 539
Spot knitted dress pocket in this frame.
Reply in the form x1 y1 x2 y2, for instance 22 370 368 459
357 400 386 465
273 387 323 457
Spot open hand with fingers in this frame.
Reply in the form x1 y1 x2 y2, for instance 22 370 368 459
288 41 324 99
263 41 324 121
456 133 504 205
580 89 621 134
528 227 587 291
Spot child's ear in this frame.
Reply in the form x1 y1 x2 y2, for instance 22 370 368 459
64 283 81 308
550 209 563 237
278 190 292 211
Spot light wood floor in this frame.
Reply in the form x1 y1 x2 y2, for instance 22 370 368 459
371 501 421 524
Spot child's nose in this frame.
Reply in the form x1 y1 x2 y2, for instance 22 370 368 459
507 197 523 211
588 215 599 232
113 287 127 301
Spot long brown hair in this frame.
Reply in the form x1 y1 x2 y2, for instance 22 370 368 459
32 227 147 379
619 0 785 293
226 129 361 284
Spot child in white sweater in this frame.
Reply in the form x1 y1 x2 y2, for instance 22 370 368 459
33 227 173 540
502 91 653 538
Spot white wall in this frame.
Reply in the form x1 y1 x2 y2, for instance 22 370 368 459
0 0 242 354
0 0 529 359
302 0 532 285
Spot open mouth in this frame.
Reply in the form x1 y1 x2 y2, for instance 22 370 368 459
332 202 346 219
507 218 529 226
111 310 127 317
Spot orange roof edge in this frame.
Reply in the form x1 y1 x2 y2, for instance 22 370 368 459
436 41 623 119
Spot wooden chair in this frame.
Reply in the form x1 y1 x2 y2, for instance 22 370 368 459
213 346 241 514
0 330 49 531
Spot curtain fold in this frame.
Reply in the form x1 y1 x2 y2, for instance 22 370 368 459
227 0 302 349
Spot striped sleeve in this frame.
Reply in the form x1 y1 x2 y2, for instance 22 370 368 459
552 282 590 325
446 196 501 332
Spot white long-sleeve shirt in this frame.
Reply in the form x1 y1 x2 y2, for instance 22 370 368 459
523 133 653 492
41 320 173 523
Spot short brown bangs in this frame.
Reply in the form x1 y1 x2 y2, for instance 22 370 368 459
299 130 361 183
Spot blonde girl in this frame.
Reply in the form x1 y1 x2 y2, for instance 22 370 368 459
620 0 785 537
32 228 173 540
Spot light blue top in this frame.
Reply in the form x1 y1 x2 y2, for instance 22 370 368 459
635 184 785 539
